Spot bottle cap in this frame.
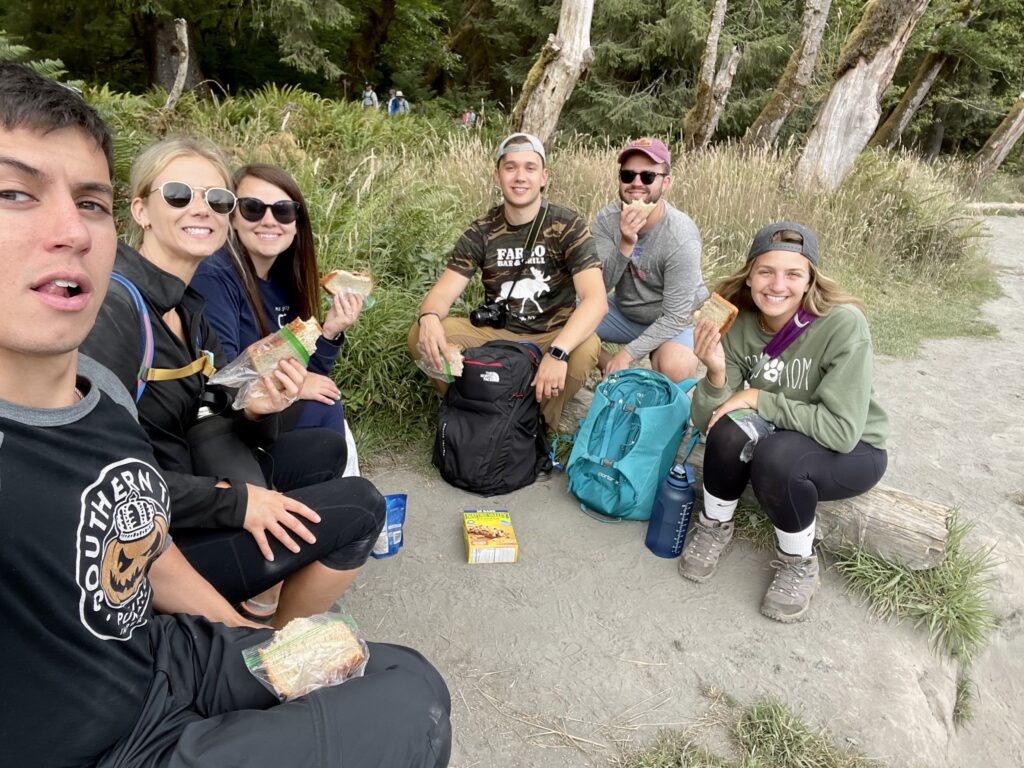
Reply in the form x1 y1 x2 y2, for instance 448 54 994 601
669 463 687 479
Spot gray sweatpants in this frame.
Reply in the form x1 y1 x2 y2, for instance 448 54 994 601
96 615 451 767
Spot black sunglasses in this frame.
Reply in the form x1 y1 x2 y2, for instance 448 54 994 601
237 197 302 225
149 181 236 215
619 169 668 185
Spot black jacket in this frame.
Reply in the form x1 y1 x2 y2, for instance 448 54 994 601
81 242 278 528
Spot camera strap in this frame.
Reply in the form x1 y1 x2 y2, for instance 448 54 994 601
499 202 549 306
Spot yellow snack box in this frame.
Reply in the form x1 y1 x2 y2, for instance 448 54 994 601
463 510 518 564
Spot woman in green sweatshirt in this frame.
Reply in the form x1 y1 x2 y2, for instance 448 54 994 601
682 221 888 622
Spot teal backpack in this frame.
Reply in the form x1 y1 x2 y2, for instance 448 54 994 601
567 370 697 521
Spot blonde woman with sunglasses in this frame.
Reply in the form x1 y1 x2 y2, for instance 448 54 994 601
82 137 386 628
191 164 361 460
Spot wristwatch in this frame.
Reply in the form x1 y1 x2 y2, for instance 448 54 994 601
548 345 570 362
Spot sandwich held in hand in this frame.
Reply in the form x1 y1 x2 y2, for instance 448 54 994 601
623 199 657 216
693 292 739 335
416 343 464 382
248 316 323 376
243 614 369 701
320 270 374 299
209 316 324 407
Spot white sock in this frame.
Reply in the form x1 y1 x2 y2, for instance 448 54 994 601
775 521 815 558
702 487 737 523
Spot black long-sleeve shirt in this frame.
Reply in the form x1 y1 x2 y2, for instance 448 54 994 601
81 242 278 528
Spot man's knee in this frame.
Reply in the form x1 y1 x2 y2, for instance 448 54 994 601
651 342 698 383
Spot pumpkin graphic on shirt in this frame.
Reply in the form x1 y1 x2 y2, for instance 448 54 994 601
76 458 170 641
100 490 168 607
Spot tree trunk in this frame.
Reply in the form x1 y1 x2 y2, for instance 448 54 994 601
793 0 931 193
349 0 397 83
742 0 832 149
151 17 204 94
869 53 948 149
922 101 949 160
683 0 734 151
869 0 979 150
971 94 1024 187
513 0 595 145
164 19 189 110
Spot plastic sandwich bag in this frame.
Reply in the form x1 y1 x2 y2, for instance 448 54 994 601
726 408 777 462
242 613 369 702
209 322 319 410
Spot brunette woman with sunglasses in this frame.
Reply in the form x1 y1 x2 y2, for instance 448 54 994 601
191 164 361 462
82 138 386 629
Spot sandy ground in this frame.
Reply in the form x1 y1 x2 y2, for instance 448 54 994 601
344 217 1024 767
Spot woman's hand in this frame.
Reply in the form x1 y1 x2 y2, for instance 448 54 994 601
322 292 364 339
299 372 341 405
693 318 727 386
243 484 321 561
243 358 307 418
707 388 760 432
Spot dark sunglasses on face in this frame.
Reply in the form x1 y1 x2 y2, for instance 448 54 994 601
149 181 237 215
237 197 302 225
619 169 668 185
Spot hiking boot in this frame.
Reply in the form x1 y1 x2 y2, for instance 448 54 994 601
760 549 820 623
678 515 734 583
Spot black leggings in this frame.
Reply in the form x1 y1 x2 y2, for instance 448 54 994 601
173 476 385 604
176 426 384 603
703 418 887 533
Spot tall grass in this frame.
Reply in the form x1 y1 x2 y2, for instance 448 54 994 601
85 86 999 449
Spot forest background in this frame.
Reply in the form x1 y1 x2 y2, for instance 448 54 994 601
3 0 1023 167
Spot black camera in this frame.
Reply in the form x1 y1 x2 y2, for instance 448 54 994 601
469 301 508 329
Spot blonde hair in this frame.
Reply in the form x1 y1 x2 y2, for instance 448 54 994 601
127 136 233 247
716 229 865 316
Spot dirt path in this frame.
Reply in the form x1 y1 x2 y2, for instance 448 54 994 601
346 216 1024 767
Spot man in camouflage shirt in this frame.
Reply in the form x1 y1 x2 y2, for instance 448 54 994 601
409 132 607 431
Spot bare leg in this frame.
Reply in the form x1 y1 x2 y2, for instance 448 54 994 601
273 562 361 628
244 583 282 616
651 342 699 383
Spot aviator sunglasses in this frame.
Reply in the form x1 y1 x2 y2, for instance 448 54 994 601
237 197 302 225
149 181 237 215
619 169 668 185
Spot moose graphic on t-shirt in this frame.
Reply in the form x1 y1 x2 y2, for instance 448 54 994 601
498 267 551 314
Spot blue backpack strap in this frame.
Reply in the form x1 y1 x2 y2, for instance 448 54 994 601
109 272 154 402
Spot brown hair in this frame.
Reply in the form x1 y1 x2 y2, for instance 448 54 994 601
228 164 318 337
716 229 865 316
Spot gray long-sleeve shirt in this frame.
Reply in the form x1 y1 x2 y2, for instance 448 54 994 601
592 200 708 360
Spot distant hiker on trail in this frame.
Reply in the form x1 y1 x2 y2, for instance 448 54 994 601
684 221 889 623
408 132 607 431
389 91 409 116
361 83 378 110
592 137 707 383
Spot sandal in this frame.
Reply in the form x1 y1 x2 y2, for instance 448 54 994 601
239 598 278 623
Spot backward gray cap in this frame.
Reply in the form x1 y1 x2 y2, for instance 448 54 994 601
495 132 546 165
746 221 820 267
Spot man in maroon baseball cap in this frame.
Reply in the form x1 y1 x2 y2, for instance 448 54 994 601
591 137 708 383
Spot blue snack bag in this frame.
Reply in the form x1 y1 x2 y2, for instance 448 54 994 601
370 494 407 559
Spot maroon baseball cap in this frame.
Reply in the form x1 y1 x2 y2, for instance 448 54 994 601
618 137 671 166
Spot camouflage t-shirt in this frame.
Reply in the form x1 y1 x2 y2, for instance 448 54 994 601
447 202 601 333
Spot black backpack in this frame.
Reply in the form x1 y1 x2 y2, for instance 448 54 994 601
432 340 550 495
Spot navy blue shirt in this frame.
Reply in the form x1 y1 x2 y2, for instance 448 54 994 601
192 248 342 377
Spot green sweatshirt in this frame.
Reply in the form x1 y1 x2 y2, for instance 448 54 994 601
691 304 888 452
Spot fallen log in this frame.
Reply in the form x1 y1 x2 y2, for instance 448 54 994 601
560 388 948 570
